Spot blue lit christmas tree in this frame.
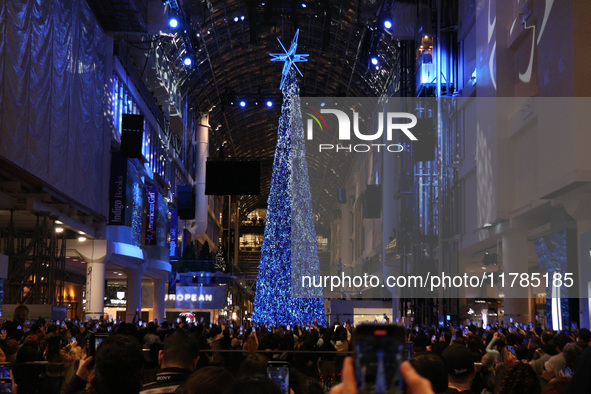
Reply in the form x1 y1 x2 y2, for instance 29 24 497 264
252 31 325 326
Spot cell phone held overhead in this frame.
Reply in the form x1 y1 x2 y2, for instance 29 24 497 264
267 361 289 394
354 324 406 394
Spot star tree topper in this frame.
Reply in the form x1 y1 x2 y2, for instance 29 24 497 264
270 29 309 90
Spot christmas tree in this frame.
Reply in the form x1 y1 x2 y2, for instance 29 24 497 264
214 246 226 272
252 31 325 326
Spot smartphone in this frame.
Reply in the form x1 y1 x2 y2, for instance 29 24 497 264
507 345 516 356
88 333 110 358
354 324 405 393
431 335 436 341
107 326 112 332
16 326 22 330
564 367 572 378
0 378 11 393
138 321 143 326
0 364 9 379
267 361 289 394
71 337 76 344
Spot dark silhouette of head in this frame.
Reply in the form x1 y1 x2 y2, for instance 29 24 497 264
93 335 144 394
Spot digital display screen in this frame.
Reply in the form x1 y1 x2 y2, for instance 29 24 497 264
267 363 289 394
0 365 9 379
355 326 405 394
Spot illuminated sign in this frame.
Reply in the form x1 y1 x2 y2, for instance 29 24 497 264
169 208 178 258
108 152 128 225
165 285 227 310
165 294 213 302
145 186 158 245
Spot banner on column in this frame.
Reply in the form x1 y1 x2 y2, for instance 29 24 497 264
108 151 128 225
168 272 180 294
169 208 179 258
145 186 158 246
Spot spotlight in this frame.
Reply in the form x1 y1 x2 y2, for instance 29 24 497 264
78 236 87 242
266 100 273 107
183 57 192 66
169 17 179 28
302 3 306 7
371 57 379 66
55 227 64 233
239 100 246 107
384 20 392 29
234 16 239 22
240 15 245 20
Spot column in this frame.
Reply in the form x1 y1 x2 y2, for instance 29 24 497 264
382 136 400 321
153 276 166 324
75 240 110 320
125 268 143 323
86 256 106 320
502 228 530 323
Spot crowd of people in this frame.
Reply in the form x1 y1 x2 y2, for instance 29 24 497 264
1 305 591 393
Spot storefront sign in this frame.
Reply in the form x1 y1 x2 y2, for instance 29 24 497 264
108 152 128 225
165 285 227 310
105 287 127 307
145 186 158 245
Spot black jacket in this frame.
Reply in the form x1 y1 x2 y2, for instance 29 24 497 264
140 367 192 394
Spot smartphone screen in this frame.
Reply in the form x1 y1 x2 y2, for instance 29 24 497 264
267 361 289 394
354 324 405 394
0 378 11 393
0 364 9 379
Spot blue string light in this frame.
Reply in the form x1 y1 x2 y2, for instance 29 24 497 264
252 69 325 326
270 29 309 90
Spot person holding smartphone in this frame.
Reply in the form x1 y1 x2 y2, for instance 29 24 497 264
329 357 434 394
485 332 504 364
